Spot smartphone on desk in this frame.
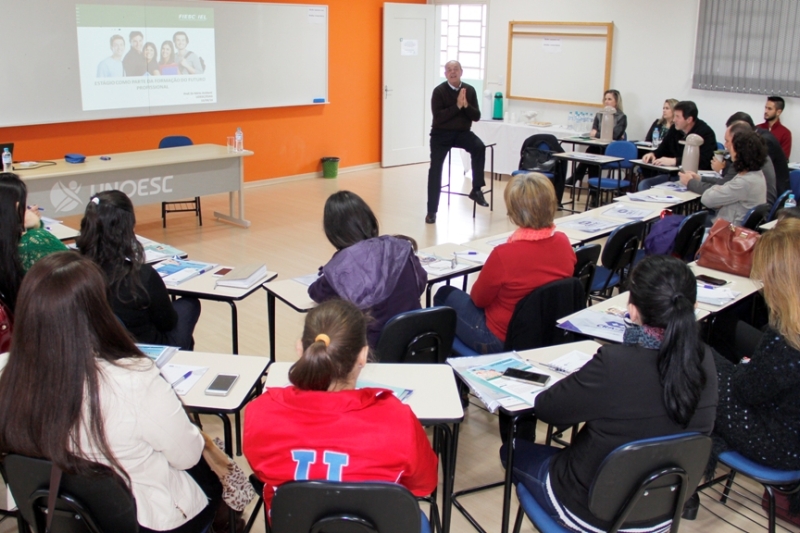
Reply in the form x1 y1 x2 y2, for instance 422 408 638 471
205 374 239 396
696 274 727 286
502 368 550 387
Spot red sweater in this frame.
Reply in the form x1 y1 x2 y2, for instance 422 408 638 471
470 232 576 341
243 386 438 510
758 119 792 159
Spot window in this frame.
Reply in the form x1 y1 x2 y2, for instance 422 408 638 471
693 0 800 97
439 4 487 81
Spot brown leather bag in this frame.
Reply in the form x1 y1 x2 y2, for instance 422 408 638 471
696 218 760 277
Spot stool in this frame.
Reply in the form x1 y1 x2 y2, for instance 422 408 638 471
441 143 496 218
162 197 202 228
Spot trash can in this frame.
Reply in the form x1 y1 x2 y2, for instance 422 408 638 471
321 157 340 178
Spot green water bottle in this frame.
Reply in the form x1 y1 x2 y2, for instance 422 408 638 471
493 92 503 120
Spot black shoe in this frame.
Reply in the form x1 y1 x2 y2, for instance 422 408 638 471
681 493 699 520
469 189 489 207
425 213 436 224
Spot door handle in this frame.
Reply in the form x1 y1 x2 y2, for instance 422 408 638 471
384 85 393 99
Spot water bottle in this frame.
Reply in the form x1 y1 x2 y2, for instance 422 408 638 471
652 127 661 148
235 127 243 152
2 148 11 172
568 111 575 130
785 194 797 210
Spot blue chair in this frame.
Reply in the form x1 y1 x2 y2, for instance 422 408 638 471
768 189 793 222
158 135 202 228
700 451 800 533
637 174 672 191
586 141 637 208
512 433 712 533
591 220 645 300
717 141 725 151
741 203 771 230
790 169 800 198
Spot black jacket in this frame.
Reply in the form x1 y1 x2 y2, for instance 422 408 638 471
654 119 718 170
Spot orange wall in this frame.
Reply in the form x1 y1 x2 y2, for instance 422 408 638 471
0 0 425 182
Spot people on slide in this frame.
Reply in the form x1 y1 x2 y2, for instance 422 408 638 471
507 255 718 532
0 173 67 311
425 60 488 224
97 34 126 78
76 190 201 350
645 98 679 144
143 42 161 76
434 173 576 354
0 253 221 533
174 31 204 75
123 30 147 77
159 40 180 76
757 96 792 159
570 89 627 185
308 191 426 349
243 299 438 511
642 100 717 170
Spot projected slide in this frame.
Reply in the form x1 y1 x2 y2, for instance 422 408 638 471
76 4 216 111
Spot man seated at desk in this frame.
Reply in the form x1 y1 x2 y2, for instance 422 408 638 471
642 100 717 170
425 60 487 224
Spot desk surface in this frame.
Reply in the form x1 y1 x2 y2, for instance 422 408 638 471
559 136 612 148
760 219 778 231
46 223 80 241
16 144 254 181
630 158 681 173
689 262 761 313
174 351 268 412
263 277 317 312
265 362 464 425
553 151 624 165
169 268 277 300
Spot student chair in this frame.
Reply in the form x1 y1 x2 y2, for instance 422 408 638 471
3 454 141 533
790 169 800 198
512 433 712 533
159 135 202 228
699 451 800 533
374 306 456 364
741 203 771 230
572 244 601 306
590 220 645 301
672 210 708 261
512 134 568 207
767 189 793 222
270 480 431 533
586 141 637 209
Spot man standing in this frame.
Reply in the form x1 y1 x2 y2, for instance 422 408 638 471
97 35 126 77
757 96 792 159
425 60 486 224
642 101 717 170
122 31 147 76
173 32 204 75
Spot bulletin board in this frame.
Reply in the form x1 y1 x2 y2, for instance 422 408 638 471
506 21 614 108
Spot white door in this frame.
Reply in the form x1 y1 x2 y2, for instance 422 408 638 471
382 3 436 167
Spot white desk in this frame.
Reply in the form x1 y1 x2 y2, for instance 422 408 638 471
629 158 681 174
18 144 253 227
419 243 486 306
174 350 269 457
463 230 582 252
689 263 761 313
46 223 80 241
759 219 777 231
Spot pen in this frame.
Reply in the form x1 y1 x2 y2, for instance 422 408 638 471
698 284 719 290
27 206 44 211
455 251 478 255
171 371 193 387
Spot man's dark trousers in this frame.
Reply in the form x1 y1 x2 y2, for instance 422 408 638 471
427 129 486 214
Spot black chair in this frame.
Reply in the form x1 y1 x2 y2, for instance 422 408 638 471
159 135 202 228
572 244 601 305
270 480 430 533
590 220 645 301
672 210 708 261
3 454 139 533
512 433 712 533
740 203 770 230
513 134 567 206
374 306 456 364
767 189 792 222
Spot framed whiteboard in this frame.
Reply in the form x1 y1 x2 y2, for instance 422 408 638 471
506 21 614 108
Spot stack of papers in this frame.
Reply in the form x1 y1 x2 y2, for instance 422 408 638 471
558 218 619 233
137 343 178 368
293 272 320 286
697 286 740 306
154 259 217 286
540 351 594 374
558 309 627 343
453 250 490 264
160 363 208 396
653 182 688 193
357 379 413 403
215 264 267 289
626 191 681 204
603 204 654 220
138 235 187 264
417 253 469 276
698 171 723 180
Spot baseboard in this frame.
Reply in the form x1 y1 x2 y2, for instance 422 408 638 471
244 162 381 189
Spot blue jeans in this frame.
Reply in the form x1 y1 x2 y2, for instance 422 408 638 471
164 297 201 351
434 286 504 354
503 440 563 524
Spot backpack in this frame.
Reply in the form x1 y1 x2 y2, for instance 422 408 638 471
644 214 685 256
519 145 556 173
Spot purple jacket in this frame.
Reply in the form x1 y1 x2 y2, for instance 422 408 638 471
309 236 427 347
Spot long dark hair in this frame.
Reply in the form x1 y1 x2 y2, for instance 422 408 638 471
76 191 147 303
289 299 367 391
0 252 144 478
323 191 379 250
0 173 28 311
628 255 706 427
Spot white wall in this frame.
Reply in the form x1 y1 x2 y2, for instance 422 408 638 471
484 0 797 160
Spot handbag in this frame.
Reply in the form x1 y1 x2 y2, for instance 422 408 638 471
696 218 760 277
201 432 256 512
0 297 12 354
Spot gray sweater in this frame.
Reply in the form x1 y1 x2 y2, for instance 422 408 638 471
701 170 767 226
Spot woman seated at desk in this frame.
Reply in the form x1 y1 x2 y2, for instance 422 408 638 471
570 89 628 186
77 190 201 350
0 253 220 533
0 172 67 310
508 255 718 532
243 299 438 511
308 190 426 348
434 173 575 354
645 98 679 145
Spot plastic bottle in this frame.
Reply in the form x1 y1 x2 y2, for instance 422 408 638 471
235 128 243 152
568 111 575 130
652 127 661 147
785 194 797 210
2 148 11 172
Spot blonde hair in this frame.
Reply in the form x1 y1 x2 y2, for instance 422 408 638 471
751 218 800 350
605 89 623 113
660 99 679 127
504 172 556 229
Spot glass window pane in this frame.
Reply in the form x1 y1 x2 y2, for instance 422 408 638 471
441 21 448 36
440 5 448 18
459 52 480 68
447 5 459 23
447 46 459 61
461 5 482 21
441 36 448 51
460 21 482 37
441 51 449 67
459 36 481 52
462 67 480 80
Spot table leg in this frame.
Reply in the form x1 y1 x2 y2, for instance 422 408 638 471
501 415 519 533
439 423 459 533
426 285 433 308
227 301 239 355
267 293 276 363
212 413 234 457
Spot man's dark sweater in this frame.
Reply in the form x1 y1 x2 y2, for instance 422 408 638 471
654 119 717 170
431 81 480 131
756 128 790 195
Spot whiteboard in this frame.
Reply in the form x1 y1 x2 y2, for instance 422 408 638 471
507 22 613 108
0 0 328 128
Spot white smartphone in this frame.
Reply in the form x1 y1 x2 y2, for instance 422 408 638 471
205 374 239 396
